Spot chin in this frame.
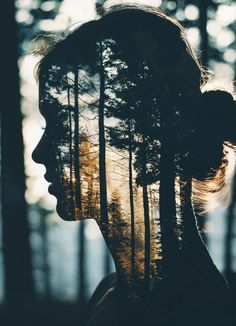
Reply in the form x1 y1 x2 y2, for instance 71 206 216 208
56 201 75 221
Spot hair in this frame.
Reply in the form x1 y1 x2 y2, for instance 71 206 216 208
34 3 236 213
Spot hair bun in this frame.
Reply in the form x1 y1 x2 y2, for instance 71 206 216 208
201 90 236 144
182 90 236 180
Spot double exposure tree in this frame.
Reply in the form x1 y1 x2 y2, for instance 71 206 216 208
103 38 163 290
98 41 109 234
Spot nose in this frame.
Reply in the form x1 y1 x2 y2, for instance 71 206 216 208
31 134 48 165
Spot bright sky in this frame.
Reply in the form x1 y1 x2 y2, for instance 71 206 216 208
60 0 96 23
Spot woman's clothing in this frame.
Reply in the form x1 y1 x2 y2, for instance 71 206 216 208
80 244 235 326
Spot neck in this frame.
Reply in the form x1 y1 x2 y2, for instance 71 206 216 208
101 176 208 302
179 177 205 246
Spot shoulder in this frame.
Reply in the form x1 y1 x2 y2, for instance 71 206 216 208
80 273 118 326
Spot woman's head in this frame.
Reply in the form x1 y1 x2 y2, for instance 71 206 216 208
32 3 236 298
33 4 205 217
32 3 236 218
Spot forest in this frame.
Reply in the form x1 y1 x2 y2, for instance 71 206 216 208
0 0 236 325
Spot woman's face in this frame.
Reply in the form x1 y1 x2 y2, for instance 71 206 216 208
32 75 74 220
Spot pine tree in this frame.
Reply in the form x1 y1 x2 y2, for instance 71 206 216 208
98 41 109 235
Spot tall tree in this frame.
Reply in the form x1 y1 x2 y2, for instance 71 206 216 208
128 121 136 272
80 132 100 219
66 75 75 216
107 115 136 272
98 42 109 234
77 132 100 302
141 138 151 293
74 66 83 211
0 0 34 319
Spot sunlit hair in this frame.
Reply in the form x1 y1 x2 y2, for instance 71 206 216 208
34 2 236 214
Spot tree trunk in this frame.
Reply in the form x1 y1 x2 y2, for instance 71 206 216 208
74 67 82 211
87 177 93 219
0 0 34 320
141 137 150 293
57 148 63 179
98 42 109 234
143 184 150 292
67 77 75 216
128 120 135 272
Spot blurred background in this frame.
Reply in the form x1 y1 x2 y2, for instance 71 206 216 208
0 0 235 325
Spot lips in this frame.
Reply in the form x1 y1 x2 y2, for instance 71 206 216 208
48 183 57 195
44 173 55 183
44 173 58 195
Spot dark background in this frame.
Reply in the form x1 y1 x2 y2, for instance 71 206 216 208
0 0 235 325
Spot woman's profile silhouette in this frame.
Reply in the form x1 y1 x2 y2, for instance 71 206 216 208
32 4 236 326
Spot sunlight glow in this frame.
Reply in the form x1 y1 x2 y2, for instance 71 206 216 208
184 5 199 21
19 55 39 117
167 1 176 11
216 29 235 48
16 0 36 10
224 49 236 64
16 9 33 24
175 9 185 21
59 0 96 24
216 4 236 27
210 77 235 98
207 20 221 38
41 1 57 12
38 19 60 32
186 27 200 49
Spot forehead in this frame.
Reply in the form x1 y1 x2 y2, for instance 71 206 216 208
39 61 73 112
